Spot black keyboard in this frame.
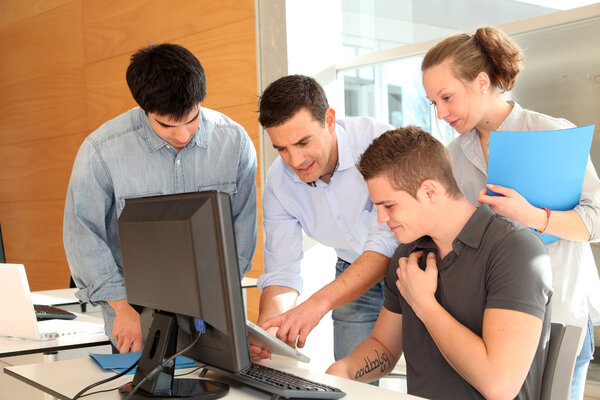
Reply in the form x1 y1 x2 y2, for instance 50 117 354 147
231 363 346 399
34 304 76 321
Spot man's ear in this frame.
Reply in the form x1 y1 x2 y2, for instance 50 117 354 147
325 107 336 133
419 179 439 201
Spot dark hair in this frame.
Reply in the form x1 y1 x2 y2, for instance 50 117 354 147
258 75 329 128
358 126 462 199
126 43 206 121
421 26 523 92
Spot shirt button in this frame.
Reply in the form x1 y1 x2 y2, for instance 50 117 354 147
176 159 181 165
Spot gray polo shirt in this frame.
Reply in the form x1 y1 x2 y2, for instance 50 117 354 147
384 205 552 400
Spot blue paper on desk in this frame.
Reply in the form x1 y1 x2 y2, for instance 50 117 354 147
89 352 196 375
487 124 594 244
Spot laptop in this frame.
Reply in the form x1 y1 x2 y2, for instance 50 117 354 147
0 263 104 340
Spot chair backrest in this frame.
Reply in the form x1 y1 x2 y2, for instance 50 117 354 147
0 222 5 263
540 322 583 400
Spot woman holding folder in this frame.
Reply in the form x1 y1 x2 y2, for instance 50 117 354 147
421 26 600 399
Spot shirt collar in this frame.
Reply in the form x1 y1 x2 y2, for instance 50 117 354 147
335 123 355 172
300 123 352 186
455 204 495 250
139 107 208 153
403 205 494 258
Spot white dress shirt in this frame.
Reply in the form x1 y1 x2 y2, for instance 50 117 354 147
258 117 398 294
448 101 600 330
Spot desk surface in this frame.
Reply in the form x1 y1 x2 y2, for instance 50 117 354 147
30 288 79 306
30 279 257 304
0 314 109 358
4 357 424 399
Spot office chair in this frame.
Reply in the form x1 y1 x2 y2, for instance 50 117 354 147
0 221 6 263
540 322 583 400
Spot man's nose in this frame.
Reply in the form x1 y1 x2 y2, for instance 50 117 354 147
173 125 189 142
377 206 389 224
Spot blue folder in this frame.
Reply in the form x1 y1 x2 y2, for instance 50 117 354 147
90 351 197 375
487 124 594 244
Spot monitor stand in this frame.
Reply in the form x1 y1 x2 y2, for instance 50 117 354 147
119 311 229 399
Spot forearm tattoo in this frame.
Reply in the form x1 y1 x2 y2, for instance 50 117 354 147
354 349 391 380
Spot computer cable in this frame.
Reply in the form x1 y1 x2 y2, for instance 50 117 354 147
72 358 139 400
76 366 204 398
123 331 202 400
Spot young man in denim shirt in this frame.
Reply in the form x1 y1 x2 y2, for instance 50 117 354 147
63 44 257 353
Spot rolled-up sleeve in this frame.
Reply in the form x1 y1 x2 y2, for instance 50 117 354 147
258 178 304 294
574 158 600 243
63 139 127 305
230 128 258 276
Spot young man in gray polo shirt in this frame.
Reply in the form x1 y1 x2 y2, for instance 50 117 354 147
327 126 552 399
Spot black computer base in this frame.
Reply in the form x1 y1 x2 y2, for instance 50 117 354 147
119 378 229 399
118 312 229 399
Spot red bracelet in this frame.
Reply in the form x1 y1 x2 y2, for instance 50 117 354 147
535 207 551 234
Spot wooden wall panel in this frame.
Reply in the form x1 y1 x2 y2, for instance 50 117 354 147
0 69 87 145
219 103 261 146
0 0 74 29
26 261 72 291
85 54 137 131
184 18 258 110
0 132 86 203
0 0 262 326
1 200 71 289
1 200 67 262
0 0 84 87
84 18 257 130
82 0 254 63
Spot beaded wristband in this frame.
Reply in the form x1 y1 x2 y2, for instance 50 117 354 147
535 207 551 234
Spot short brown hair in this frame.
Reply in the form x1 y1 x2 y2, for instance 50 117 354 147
258 75 329 128
358 126 462 199
422 26 523 92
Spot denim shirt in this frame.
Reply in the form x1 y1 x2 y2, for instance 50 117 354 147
63 107 257 307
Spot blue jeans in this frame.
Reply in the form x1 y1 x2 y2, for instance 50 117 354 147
570 316 595 400
331 258 384 361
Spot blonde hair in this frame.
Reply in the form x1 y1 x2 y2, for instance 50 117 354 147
422 26 523 92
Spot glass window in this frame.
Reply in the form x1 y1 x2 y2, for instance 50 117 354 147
339 0 598 143
341 56 458 144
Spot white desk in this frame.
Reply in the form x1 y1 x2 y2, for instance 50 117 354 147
0 313 109 359
1 287 109 359
30 281 257 305
4 357 424 399
30 288 79 306
0 331 109 359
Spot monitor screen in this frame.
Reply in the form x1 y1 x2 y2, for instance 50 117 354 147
117 191 251 396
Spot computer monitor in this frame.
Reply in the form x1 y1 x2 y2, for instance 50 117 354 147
117 191 250 399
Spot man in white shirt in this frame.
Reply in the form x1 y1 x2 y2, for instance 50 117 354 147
254 75 398 365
